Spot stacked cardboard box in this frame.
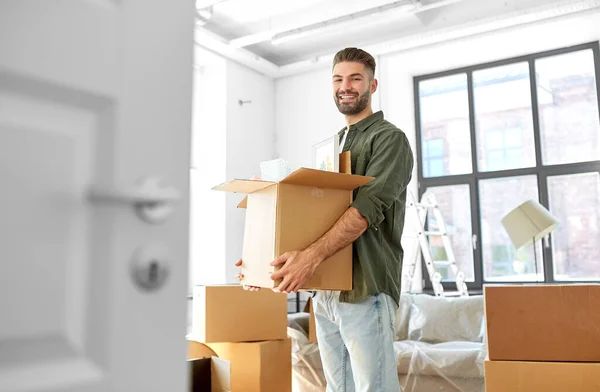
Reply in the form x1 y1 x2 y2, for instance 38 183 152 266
484 284 600 392
189 285 291 392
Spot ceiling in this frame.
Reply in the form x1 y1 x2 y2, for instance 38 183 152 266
193 0 600 77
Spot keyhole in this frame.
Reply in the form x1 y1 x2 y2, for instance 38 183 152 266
148 260 159 284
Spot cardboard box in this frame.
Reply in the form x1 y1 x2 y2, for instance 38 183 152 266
188 340 231 392
213 168 373 290
485 360 600 392
208 339 292 392
484 284 600 361
192 285 287 343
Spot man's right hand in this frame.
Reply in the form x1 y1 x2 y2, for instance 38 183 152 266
235 259 261 291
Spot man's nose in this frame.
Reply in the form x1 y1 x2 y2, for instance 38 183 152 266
341 78 352 91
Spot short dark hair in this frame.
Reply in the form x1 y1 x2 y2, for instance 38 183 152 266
332 47 376 79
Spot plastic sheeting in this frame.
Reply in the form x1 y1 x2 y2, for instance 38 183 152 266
287 293 487 392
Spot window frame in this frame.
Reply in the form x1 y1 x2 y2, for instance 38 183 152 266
413 41 600 291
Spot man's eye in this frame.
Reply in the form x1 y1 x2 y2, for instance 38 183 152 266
353 78 361 81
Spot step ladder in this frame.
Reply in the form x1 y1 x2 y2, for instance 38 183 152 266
402 190 469 297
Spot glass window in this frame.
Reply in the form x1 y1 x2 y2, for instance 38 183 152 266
422 138 445 177
536 50 600 165
419 74 472 177
473 62 536 172
415 43 600 290
424 185 474 282
548 172 600 281
479 176 542 281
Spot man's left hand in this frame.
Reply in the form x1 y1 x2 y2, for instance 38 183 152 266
269 250 320 293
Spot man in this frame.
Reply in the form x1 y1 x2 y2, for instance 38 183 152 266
237 47 413 391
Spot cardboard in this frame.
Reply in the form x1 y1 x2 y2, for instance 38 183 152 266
213 168 373 290
207 339 292 392
484 360 600 392
191 285 287 343
484 284 600 361
188 339 219 359
339 151 351 174
189 357 231 392
187 340 231 392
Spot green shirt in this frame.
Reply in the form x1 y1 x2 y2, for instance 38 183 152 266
338 111 414 306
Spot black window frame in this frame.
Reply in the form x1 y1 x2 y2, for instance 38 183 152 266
413 41 600 292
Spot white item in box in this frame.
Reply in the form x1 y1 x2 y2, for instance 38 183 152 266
260 158 293 182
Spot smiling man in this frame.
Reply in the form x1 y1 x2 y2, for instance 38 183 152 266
236 47 413 391
275 48 414 391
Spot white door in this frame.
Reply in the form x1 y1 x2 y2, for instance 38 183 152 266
0 1 193 391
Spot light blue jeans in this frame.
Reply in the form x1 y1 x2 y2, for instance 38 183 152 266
313 290 400 392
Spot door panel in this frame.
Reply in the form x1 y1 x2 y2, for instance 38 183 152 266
0 1 194 391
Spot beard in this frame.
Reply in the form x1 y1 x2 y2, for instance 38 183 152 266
334 88 371 115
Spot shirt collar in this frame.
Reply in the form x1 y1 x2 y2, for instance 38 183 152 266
338 110 384 136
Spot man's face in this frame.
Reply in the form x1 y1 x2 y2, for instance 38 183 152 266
332 61 374 115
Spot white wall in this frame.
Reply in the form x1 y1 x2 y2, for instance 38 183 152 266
225 60 276 282
274 9 600 292
190 48 275 288
190 47 227 290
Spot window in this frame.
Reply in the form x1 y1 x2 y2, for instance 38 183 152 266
414 42 600 290
484 128 523 171
422 138 446 177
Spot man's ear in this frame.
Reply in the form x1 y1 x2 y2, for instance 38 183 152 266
371 78 378 94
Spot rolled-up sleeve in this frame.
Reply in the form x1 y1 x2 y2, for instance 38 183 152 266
351 130 414 228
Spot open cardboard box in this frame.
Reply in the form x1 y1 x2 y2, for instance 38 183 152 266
188 340 231 392
213 167 373 290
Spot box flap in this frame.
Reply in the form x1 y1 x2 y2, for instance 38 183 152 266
212 179 275 194
187 339 219 360
211 356 231 392
339 151 351 174
280 168 373 190
237 196 248 209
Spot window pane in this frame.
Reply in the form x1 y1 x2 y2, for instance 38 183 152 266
423 185 474 282
548 172 600 281
429 159 445 177
536 50 600 165
473 62 536 172
419 74 472 177
480 176 541 281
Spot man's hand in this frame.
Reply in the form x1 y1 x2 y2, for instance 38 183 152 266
235 259 260 291
269 250 321 293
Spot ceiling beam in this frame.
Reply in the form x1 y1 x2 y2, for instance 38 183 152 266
194 28 279 77
229 0 416 48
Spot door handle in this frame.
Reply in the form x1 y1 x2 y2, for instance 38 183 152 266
88 177 180 224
